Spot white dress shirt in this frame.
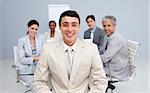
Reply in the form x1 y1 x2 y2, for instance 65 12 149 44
62 40 77 79
90 27 96 40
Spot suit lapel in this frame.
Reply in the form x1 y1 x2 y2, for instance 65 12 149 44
35 36 40 55
93 27 100 44
93 27 98 40
25 35 32 55
87 29 91 39
55 41 68 84
70 39 85 82
54 40 86 84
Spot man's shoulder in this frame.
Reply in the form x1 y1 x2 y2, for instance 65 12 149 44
111 31 125 40
84 29 90 33
79 39 97 48
95 26 105 35
42 41 58 54
110 32 127 45
95 26 103 32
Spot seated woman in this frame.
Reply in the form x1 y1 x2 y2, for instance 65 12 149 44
17 19 44 86
43 20 61 42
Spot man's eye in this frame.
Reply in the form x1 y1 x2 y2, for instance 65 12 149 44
103 25 106 27
63 24 68 27
72 24 77 27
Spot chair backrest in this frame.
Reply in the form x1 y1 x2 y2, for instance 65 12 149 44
13 46 32 92
106 40 140 93
13 46 19 67
127 40 140 80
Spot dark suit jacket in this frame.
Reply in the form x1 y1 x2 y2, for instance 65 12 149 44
84 26 107 54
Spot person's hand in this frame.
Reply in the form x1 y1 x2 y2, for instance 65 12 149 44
33 56 39 62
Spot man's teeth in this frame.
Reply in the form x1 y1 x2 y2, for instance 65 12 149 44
67 33 72 37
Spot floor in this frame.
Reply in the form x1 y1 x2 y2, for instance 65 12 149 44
0 59 148 93
0 59 31 93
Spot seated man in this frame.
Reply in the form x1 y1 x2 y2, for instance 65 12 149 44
100 15 130 81
84 15 107 55
32 10 107 93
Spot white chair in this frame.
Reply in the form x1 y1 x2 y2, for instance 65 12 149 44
106 40 140 93
127 40 140 80
12 46 31 93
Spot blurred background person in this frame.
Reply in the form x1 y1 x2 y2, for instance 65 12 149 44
84 15 107 54
100 15 130 81
43 20 61 42
17 19 44 86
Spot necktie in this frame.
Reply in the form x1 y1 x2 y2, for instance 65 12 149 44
91 31 94 40
105 37 109 51
66 48 74 79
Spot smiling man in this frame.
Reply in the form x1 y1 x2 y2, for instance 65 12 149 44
32 10 107 93
101 15 130 81
84 15 107 55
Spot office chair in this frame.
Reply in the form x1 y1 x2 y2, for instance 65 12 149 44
12 46 32 93
106 40 140 93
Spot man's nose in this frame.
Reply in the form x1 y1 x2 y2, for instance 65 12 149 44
105 27 109 30
68 25 72 32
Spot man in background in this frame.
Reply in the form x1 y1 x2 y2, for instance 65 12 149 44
84 15 107 54
101 15 130 81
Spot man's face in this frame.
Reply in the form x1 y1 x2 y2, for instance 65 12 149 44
59 16 80 46
102 19 115 36
86 18 96 29
49 22 56 31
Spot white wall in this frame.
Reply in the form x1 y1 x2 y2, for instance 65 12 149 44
0 0 2 59
48 4 70 31
148 0 150 92
2 0 49 59
1 0 148 61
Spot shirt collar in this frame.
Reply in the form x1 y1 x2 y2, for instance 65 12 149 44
62 39 78 52
90 26 96 33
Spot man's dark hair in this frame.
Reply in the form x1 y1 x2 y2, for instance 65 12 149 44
59 10 80 26
86 15 95 22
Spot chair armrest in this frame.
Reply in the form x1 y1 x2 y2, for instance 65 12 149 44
12 65 19 68
12 65 20 83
